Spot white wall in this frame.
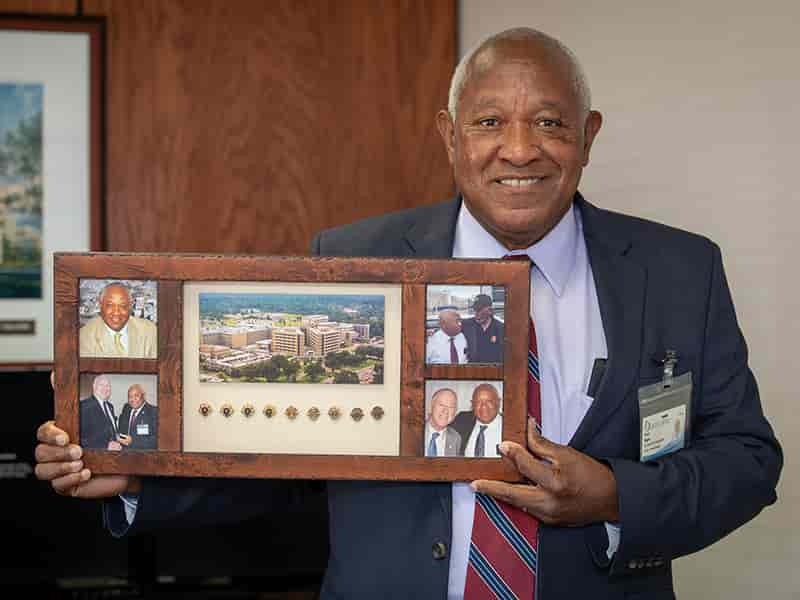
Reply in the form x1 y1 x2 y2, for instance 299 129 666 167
460 1 798 597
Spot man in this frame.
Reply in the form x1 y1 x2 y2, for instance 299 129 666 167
36 28 781 599
426 308 468 364
78 375 122 451
79 282 157 358
117 384 158 450
461 293 504 363
425 388 463 457
451 383 503 458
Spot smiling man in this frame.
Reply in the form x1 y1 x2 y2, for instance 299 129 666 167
461 293 504 363
117 384 158 451
425 388 462 457
451 383 503 458
36 28 781 599
79 282 157 358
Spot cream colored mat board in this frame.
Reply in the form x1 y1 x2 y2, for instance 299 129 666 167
183 281 401 456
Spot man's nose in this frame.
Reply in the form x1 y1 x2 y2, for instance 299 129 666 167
497 121 541 165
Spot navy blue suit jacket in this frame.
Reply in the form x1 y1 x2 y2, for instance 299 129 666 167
80 396 117 450
108 196 782 599
118 402 158 450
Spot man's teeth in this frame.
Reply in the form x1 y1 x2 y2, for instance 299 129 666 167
498 178 540 187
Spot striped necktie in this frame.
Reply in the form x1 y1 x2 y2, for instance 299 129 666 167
464 254 540 600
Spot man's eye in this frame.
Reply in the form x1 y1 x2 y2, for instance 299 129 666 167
478 118 500 127
537 118 562 128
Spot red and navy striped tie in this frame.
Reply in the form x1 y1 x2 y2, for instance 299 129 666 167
464 255 540 600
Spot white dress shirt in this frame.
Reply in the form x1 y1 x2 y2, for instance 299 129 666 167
426 329 468 364
447 201 614 599
96 396 118 435
425 424 456 457
463 415 503 458
120 199 622 578
103 321 129 353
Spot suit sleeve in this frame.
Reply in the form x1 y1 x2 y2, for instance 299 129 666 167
606 243 782 573
104 477 315 537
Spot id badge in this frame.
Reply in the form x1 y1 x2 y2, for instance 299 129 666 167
137 423 150 435
638 372 691 462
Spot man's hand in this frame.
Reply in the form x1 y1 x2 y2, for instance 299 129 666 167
472 418 619 526
35 420 138 498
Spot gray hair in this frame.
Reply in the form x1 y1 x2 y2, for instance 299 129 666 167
431 387 457 406
447 28 591 119
99 281 131 304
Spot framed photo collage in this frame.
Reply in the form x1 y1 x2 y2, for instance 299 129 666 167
53 253 530 482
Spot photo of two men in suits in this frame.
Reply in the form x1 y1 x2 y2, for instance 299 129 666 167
425 286 505 365
424 381 503 458
79 374 158 451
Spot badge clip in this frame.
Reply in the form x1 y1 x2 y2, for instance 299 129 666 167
661 350 678 389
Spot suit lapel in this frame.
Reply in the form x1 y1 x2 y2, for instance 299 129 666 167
94 321 112 356
128 319 140 356
402 197 461 258
569 197 646 451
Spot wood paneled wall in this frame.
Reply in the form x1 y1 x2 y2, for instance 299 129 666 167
0 0 75 14
4 0 456 254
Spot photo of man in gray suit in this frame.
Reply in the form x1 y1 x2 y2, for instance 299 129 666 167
424 387 462 457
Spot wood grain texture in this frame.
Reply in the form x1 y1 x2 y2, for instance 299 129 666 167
53 261 79 442
78 358 158 373
81 451 525 483
56 253 531 481
0 0 76 14
56 253 526 284
83 0 455 255
426 365 504 381
400 284 425 457
157 281 181 451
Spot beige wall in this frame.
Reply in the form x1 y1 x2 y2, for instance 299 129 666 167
460 1 797 597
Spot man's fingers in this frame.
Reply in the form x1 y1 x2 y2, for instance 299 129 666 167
35 442 81 464
472 479 545 513
500 441 556 489
37 421 69 446
526 419 560 461
51 469 91 495
66 474 130 499
35 459 84 482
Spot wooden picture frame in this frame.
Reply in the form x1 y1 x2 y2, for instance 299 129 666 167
54 253 530 482
0 15 105 370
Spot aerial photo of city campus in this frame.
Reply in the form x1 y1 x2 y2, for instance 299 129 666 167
198 293 385 385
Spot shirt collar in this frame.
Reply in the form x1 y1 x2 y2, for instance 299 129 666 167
452 200 579 297
103 320 129 337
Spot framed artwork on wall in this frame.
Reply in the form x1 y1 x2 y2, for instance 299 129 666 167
0 15 104 369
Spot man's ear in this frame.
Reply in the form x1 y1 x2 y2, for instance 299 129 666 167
582 110 602 166
436 109 456 166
